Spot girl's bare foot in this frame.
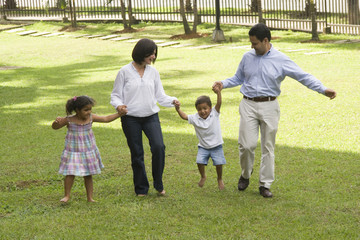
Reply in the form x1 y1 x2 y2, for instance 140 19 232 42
198 177 206 187
88 198 96 202
218 179 225 190
157 190 166 196
60 196 70 203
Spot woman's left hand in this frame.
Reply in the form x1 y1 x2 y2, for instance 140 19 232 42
117 105 128 116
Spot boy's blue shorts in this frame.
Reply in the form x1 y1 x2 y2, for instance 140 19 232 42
196 145 226 166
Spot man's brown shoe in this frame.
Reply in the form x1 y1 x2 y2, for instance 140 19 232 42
259 186 273 198
238 176 249 191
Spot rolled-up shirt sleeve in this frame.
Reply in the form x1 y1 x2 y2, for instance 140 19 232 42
222 59 245 89
154 70 177 107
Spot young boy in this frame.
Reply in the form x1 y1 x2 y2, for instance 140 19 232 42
174 88 225 190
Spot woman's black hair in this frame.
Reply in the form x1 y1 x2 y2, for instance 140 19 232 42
248 23 271 42
65 95 95 115
195 96 212 108
132 38 158 64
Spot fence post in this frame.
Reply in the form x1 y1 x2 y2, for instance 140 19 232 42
212 0 225 42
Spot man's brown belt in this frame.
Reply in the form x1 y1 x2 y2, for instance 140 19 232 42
243 96 277 102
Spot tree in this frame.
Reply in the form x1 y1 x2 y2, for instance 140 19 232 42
348 0 360 25
127 0 133 29
179 0 192 34
4 0 16 9
120 0 128 29
192 0 198 33
56 0 67 9
250 0 258 13
185 0 192 12
108 0 134 30
308 0 319 41
69 0 77 28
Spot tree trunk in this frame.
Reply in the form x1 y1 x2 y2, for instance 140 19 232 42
128 0 133 29
250 0 258 13
310 0 319 41
180 0 192 34
192 0 198 33
69 0 77 28
4 0 17 9
120 0 128 29
185 0 192 12
257 0 264 23
348 0 360 25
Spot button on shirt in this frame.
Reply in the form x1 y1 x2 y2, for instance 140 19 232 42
111 62 177 117
188 108 224 149
222 45 327 97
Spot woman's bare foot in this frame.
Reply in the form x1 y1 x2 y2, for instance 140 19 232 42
157 190 166 196
198 177 206 187
218 179 225 190
60 196 70 203
137 194 147 197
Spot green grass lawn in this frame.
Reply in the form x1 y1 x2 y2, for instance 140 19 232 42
0 21 359 239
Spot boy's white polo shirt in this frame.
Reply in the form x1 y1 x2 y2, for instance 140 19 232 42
188 107 224 149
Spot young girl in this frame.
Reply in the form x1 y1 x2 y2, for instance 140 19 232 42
52 95 127 202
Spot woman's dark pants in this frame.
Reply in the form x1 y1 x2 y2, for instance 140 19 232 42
121 113 165 195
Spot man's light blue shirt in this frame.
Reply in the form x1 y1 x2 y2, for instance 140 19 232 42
222 45 327 97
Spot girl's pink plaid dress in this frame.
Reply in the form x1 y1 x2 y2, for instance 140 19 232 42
59 116 104 176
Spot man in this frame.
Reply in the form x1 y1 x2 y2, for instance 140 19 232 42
212 23 336 198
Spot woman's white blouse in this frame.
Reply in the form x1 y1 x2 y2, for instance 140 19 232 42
111 62 177 117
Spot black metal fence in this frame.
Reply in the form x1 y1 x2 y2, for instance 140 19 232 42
1 0 359 35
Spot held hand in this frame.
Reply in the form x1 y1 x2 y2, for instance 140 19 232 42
173 100 181 109
213 87 221 94
52 117 67 129
55 117 62 124
117 105 128 116
212 81 223 93
324 88 336 100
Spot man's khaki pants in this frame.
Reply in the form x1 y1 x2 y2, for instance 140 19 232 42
238 98 280 189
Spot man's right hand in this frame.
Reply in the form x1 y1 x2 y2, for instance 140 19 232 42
212 81 223 92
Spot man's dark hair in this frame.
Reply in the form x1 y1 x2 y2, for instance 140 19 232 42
195 95 212 108
132 38 158 64
249 23 271 42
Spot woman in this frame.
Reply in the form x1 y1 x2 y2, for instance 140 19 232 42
111 38 177 196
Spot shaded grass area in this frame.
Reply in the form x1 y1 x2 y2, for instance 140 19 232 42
0 22 359 239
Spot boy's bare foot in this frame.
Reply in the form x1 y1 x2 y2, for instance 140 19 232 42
218 179 225 190
60 196 70 203
198 177 206 187
157 190 166 196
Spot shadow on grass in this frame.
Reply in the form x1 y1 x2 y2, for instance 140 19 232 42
0 118 359 206
0 108 359 239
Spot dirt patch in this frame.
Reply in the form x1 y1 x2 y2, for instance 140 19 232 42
170 32 209 40
300 39 360 44
0 66 24 70
13 180 50 190
59 25 87 32
112 27 144 34
300 39 333 43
